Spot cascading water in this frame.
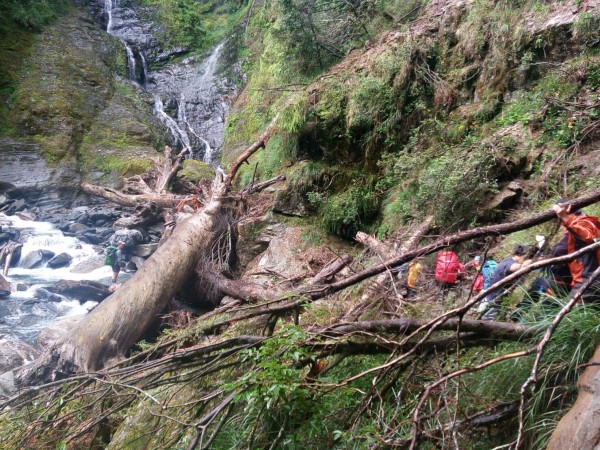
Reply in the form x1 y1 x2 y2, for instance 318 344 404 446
101 1 231 163
125 43 137 81
140 52 148 85
0 214 113 343
104 0 113 33
154 96 191 150
148 43 229 164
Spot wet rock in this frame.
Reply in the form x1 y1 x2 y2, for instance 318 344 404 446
132 243 158 257
34 288 66 303
16 283 28 292
15 211 36 221
39 249 56 260
11 199 25 212
76 229 104 245
111 229 144 246
47 252 73 268
47 280 110 303
68 222 90 233
71 255 105 273
0 371 15 397
0 274 10 297
89 208 118 224
20 250 48 269
0 337 40 373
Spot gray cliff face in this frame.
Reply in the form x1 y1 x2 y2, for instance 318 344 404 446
1 0 242 213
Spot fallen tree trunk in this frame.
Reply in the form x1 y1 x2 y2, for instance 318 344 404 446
357 216 434 303
80 182 189 209
546 343 600 450
20 179 231 380
113 202 162 229
320 317 534 341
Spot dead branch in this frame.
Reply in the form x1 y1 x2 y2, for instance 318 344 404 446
319 318 534 341
156 146 190 194
309 254 353 285
225 115 279 187
80 182 189 209
242 175 286 195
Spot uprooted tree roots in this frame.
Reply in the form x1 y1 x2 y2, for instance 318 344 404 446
3 188 600 448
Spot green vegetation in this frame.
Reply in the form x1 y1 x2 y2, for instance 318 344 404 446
0 0 70 31
178 159 214 183
0 0 71 134
139 0 250 54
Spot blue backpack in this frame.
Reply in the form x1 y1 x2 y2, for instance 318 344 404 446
481 259 498 289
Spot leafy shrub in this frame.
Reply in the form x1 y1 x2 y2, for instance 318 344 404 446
0 0 69 31
321 184 379 238
347 76 396 132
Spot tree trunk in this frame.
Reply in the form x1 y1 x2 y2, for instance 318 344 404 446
546 344 600 450
80 182 188 209
20 179 230 380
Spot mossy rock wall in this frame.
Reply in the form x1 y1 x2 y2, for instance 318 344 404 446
9 12 119 161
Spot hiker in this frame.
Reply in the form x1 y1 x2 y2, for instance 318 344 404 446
406 259 423 297
481 258 498 290
478 245 533 321
106 241 127 284
466 255 484 293
552 199 600 302
435 250 465 299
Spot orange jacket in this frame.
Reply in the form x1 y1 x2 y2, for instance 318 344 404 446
562 213 600 286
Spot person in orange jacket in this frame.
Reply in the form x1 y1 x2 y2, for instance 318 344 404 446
552 199 600 302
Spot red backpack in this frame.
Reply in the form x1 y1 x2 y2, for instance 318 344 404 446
435 250 461 284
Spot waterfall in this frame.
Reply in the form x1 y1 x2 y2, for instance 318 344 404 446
125 44 137 81
100 0 232 166
202 138 213 164
154 96 191 150
196 42 224 92
140 52 148 85
104 0 113 33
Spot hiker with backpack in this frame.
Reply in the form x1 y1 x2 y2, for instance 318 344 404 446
435 250 465 299
552 199 600 302
105 241 126 284
478 245 533 321
465 256 483 292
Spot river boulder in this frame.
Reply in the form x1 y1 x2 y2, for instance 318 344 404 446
20 250 54 269
47 279 110 303
110 229 144 246
34 288 65 303
46 252 73 268
0 274 10 297
71 255 105 273
0 337 40 373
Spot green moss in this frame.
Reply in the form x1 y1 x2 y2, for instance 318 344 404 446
0 23 35 134
178 159 214 183
84 153 153 177
321 183 380 238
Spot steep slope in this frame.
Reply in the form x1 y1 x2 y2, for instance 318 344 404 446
1 1 600 449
